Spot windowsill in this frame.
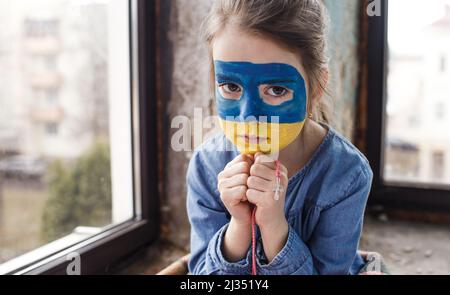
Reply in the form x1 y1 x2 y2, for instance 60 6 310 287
361 214 450 275
0 226 102 275
117 238 189 275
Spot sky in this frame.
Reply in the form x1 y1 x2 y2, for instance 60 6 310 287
388 0 450 55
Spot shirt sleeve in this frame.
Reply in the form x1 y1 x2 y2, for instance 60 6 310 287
255 165 373 275
186 150 251 275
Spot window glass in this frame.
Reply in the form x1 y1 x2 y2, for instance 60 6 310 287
384 0 450 187
0 0 134 268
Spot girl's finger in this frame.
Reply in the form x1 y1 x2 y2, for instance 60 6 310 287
250 163 276 181
254 153 288 175
218 173 248 191
225 154 253 169
247 175 272 192
224 154 245 169
219 161 251 178
250 163 288 185
246 188 271 205
254 152 276 169
221 185 247 204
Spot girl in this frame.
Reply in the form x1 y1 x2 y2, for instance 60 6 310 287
186 0 373 275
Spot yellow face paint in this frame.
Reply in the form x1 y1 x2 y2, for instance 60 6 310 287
219 119 304 155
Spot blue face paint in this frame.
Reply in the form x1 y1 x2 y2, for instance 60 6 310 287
214 60 308 154
214 60 307 124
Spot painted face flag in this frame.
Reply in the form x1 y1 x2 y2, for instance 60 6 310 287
215 60 307 155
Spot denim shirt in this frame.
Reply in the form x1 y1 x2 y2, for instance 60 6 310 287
186 124 373 275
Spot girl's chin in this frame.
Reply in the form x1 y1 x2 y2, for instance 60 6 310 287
235 143 282 155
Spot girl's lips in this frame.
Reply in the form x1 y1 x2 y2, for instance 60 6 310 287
238 135 268 144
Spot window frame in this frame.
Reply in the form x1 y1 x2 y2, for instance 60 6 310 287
366 0 450 213
1 0 159 275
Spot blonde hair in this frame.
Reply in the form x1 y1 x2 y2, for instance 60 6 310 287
201 0 332 124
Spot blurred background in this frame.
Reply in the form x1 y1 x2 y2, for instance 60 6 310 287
0 0 450 275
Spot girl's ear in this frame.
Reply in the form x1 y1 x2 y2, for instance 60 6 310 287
308 69 329 118
313 69 329 100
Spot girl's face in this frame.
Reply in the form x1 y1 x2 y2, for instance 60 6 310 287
212 25 310 155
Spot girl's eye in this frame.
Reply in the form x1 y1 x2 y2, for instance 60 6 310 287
259 85 294 106
267 86 288 97
218 83 242 100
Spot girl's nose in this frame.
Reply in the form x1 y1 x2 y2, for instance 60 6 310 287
239 89 259 122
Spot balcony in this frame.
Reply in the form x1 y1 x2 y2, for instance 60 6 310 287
30 106 64 123
23 37 61 56
29 72 63 89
